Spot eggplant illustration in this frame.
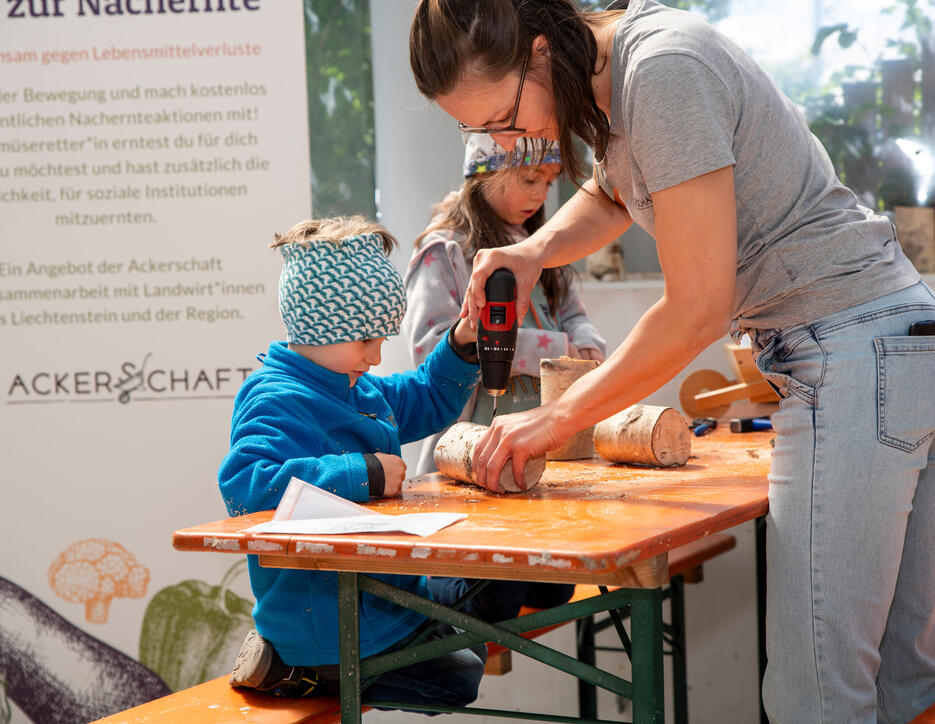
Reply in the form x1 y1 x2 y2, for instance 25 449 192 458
0 576 170 723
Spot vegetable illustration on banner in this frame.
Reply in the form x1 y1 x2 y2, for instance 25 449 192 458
0 576 170 723
47 539 149 624
139 559 254 692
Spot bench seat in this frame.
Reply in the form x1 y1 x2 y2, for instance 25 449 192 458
91 675 349 724
913 701 935 723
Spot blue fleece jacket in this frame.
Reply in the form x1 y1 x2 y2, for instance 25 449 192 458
218 334 479 666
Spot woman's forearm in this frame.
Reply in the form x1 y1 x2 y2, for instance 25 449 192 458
463 180 631 325
549 165 738 431
527 178 632 269
550 295 729 432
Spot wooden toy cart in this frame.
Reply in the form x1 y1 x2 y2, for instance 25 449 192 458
679 343 779 419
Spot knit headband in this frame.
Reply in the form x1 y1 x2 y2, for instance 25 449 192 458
278 233 407 345
462 134 562 177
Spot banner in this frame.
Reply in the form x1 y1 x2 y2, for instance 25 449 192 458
0 3 311 721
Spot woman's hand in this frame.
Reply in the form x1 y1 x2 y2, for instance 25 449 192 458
462 244 544 328
472 404 567 493
375 453 407 497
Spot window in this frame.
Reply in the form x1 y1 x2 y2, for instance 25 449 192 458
304 0 377 218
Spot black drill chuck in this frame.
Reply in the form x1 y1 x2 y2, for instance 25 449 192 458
478 268 518 396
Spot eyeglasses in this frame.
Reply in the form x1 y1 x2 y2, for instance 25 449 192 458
458 50 529 136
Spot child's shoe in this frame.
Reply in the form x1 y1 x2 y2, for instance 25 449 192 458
230 629 280 689
230 629 337 698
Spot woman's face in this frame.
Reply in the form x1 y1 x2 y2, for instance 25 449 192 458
482 163 561 226
435 42 558 151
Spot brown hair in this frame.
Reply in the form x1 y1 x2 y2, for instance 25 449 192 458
271 216 398 255
409 0 610 183
415 176 573 316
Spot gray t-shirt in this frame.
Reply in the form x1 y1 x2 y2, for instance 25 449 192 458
596 0 919 333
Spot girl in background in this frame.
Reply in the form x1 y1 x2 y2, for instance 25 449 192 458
402 135 606 476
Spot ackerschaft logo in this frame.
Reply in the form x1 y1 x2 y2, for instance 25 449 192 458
3 354 256 405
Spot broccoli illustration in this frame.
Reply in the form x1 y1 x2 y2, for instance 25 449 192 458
48 539 149 623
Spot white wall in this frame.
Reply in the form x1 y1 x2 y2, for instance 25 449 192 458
368 3 762 721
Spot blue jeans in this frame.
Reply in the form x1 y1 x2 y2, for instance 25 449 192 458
362 620 487 713
426 577 576 623
751 281 935 723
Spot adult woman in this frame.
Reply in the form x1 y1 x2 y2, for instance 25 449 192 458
410 1 935 722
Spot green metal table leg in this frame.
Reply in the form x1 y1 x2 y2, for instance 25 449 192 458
576 615 598 718
630 587 665 724
338 572 362 724
669 575 688 724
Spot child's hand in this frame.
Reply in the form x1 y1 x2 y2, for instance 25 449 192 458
578 347 604 362
453 317 476 348
375 453 406 497
568 343 604 363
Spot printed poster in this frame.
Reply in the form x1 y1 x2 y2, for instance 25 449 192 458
0 2 311 721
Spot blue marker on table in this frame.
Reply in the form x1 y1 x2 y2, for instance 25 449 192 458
730 417 772 433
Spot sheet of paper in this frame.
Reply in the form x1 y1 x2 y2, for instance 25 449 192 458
245 476 466 537
272 476 381 520
243 512 467 537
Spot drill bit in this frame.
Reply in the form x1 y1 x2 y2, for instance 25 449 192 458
492 395 498 418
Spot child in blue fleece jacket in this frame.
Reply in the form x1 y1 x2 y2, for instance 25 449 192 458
219 216 487 709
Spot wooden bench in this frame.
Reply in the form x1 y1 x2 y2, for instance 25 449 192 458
484 532 738 675
91 676 350 724
913 701 935 723
96 534 736 724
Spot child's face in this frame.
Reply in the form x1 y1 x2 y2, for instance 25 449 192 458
483 163 560 227
290 338 385 387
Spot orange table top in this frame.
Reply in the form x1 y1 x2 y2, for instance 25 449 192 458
173 428 771 586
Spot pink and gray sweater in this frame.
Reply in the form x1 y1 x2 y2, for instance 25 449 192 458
402 227 607 474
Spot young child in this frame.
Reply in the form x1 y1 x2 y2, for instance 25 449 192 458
218 216 488 708
403 137 607 618
402 135 607 476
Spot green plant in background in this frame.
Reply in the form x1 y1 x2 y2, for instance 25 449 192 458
138 559 254 692
807 0 935 210
304 0 377 218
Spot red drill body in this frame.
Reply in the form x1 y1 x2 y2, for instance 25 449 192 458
477 268 518 416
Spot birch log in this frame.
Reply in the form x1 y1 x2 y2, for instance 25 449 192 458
593 405 691 467
434 422 546 493
540 357 600 460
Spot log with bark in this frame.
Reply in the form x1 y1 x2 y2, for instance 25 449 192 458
434 422 546 493
540 357 600 460
593 405 691 467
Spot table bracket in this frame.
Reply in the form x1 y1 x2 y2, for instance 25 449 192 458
337 572 665 724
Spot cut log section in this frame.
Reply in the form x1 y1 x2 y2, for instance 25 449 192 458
540 357 600 460
593 405 691 467
434 422 546 493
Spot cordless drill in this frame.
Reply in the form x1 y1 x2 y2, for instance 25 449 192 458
477 268 518 417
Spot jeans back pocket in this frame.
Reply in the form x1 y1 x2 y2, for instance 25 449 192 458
875 336 935 452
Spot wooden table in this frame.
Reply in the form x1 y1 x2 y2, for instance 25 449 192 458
174 427 772 723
